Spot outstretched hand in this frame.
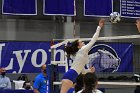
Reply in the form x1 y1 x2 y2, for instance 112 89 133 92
99 18 105 28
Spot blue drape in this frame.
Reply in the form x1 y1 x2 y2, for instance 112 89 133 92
44 0 75 16
84 0 112 16
2 0 37 15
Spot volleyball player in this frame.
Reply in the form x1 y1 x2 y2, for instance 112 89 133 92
60 19 105 93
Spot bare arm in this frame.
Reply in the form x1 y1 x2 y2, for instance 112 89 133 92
81 66 95 74
51 40 68 49
82 19 105 51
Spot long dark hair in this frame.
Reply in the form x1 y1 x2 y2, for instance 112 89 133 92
81 72 98 93
75 74 84 92
65 40 79 58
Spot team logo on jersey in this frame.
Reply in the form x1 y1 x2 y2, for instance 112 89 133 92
44 80 46 83
87 44 121 73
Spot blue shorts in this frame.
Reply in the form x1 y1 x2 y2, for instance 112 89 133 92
62 69 78 82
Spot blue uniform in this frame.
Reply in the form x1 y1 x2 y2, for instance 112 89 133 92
33 73 47 93
67 87 75 93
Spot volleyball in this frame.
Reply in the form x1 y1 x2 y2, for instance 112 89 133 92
109 12 121 23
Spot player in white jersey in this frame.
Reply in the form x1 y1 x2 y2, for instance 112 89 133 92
77 72 102 93
60 19 105 93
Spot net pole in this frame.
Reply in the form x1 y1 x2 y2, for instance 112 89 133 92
73 0 76 38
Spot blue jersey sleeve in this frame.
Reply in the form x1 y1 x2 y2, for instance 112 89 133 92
33 77 40 89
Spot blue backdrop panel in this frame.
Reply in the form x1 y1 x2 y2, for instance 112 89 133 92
55 42 133 73
0 89 34 93
44 0 75 16
84 0 112 16
88 43 133 72
0 41 51 73
2 0 37 15
0 41 133 73
120 0 140 18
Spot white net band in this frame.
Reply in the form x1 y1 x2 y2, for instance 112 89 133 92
53 81 140 86
53 35 140 41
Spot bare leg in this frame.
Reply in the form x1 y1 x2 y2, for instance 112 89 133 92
60 79 73 93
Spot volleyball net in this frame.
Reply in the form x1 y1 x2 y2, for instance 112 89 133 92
48 34 140 92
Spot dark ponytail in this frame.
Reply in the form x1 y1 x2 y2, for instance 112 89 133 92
65 40 79 58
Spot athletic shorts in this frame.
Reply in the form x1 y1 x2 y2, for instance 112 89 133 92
62 69 78 82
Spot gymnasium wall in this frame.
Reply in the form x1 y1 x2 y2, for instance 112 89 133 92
0 0 139 93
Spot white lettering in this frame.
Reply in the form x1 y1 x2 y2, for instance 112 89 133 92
31 49 47 67
54 49 65 61
0 43 5 66
13 50 31 73
5 58 13 71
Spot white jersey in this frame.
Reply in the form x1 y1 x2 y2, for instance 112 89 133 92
70 26 101 74
77 89 103 93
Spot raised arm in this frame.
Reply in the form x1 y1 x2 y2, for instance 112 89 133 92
82 19 105 51
51 40 68 49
